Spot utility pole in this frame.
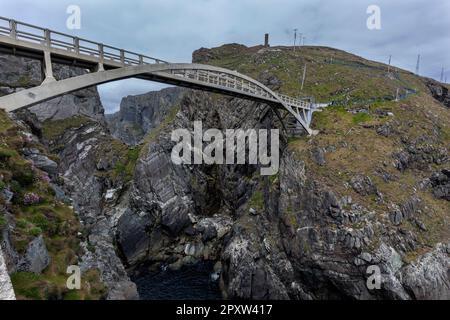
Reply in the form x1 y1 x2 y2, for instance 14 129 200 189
387 55 392 73
440 67 444 82
415 54 420 75
293 28 298 51
301 64 307 91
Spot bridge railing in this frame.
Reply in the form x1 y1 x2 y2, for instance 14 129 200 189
169 68 311 109
0 16 168 65
278 93 310 109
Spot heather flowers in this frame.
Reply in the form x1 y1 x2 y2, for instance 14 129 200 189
40 172 51 183
23 192 41 205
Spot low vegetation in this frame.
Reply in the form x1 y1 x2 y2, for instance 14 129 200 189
0 110 106 300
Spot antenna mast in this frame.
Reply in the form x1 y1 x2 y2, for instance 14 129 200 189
415 54 421 75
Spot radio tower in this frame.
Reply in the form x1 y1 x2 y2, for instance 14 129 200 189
415 54 420 75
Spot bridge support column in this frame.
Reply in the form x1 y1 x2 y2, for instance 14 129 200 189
97 44 105 71
96 63 105 72
42 51 56 84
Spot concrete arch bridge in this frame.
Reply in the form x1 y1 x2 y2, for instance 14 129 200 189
0 17 317 134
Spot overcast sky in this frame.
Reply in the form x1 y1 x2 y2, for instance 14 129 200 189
2 0 449 113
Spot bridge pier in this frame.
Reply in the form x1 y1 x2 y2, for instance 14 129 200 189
42 51 56 84
96 63 105 72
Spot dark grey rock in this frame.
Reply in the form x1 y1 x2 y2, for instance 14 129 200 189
429 169 450 201
311 147 326 166
426 80 450 108
116 210 152 265
17 236 50 273
202 224 218 242
22 149 58 175
1 188 13 204
377 122 396 137
350 175 377 195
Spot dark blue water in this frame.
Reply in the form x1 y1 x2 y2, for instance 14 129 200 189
131 261 222 300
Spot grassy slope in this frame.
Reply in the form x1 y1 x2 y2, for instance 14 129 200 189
196 45 427 103
0 110 106 300
197 44 450 258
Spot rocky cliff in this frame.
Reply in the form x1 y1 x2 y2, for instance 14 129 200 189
0 53 136 299
1 44 449 300
115 44 450 299
106 87 185 145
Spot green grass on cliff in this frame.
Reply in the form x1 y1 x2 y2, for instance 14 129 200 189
42 115 95 141
142 103 180 147
0 110 106 300
195 44 449 263
287 93 450 257
195 44 427 104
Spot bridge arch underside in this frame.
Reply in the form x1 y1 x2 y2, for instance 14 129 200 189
0 63 313 134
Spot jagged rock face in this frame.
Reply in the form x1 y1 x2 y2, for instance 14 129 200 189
106 87 185 145
1 52 136 299
429 169 450 201
0 54 42 89
114 54 450 300
17 235 50 274
116 91 281 287
29 64 105 123
426 80 450 108
45 119 139 300
22 148 58 176
0 53 105 123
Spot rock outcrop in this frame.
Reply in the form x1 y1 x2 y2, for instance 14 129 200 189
0 53 105 123
426 80 450 108
43 115 139 300
17 236 50 273
106 87 185 145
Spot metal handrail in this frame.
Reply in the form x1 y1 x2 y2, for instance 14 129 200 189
0 16 168 65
